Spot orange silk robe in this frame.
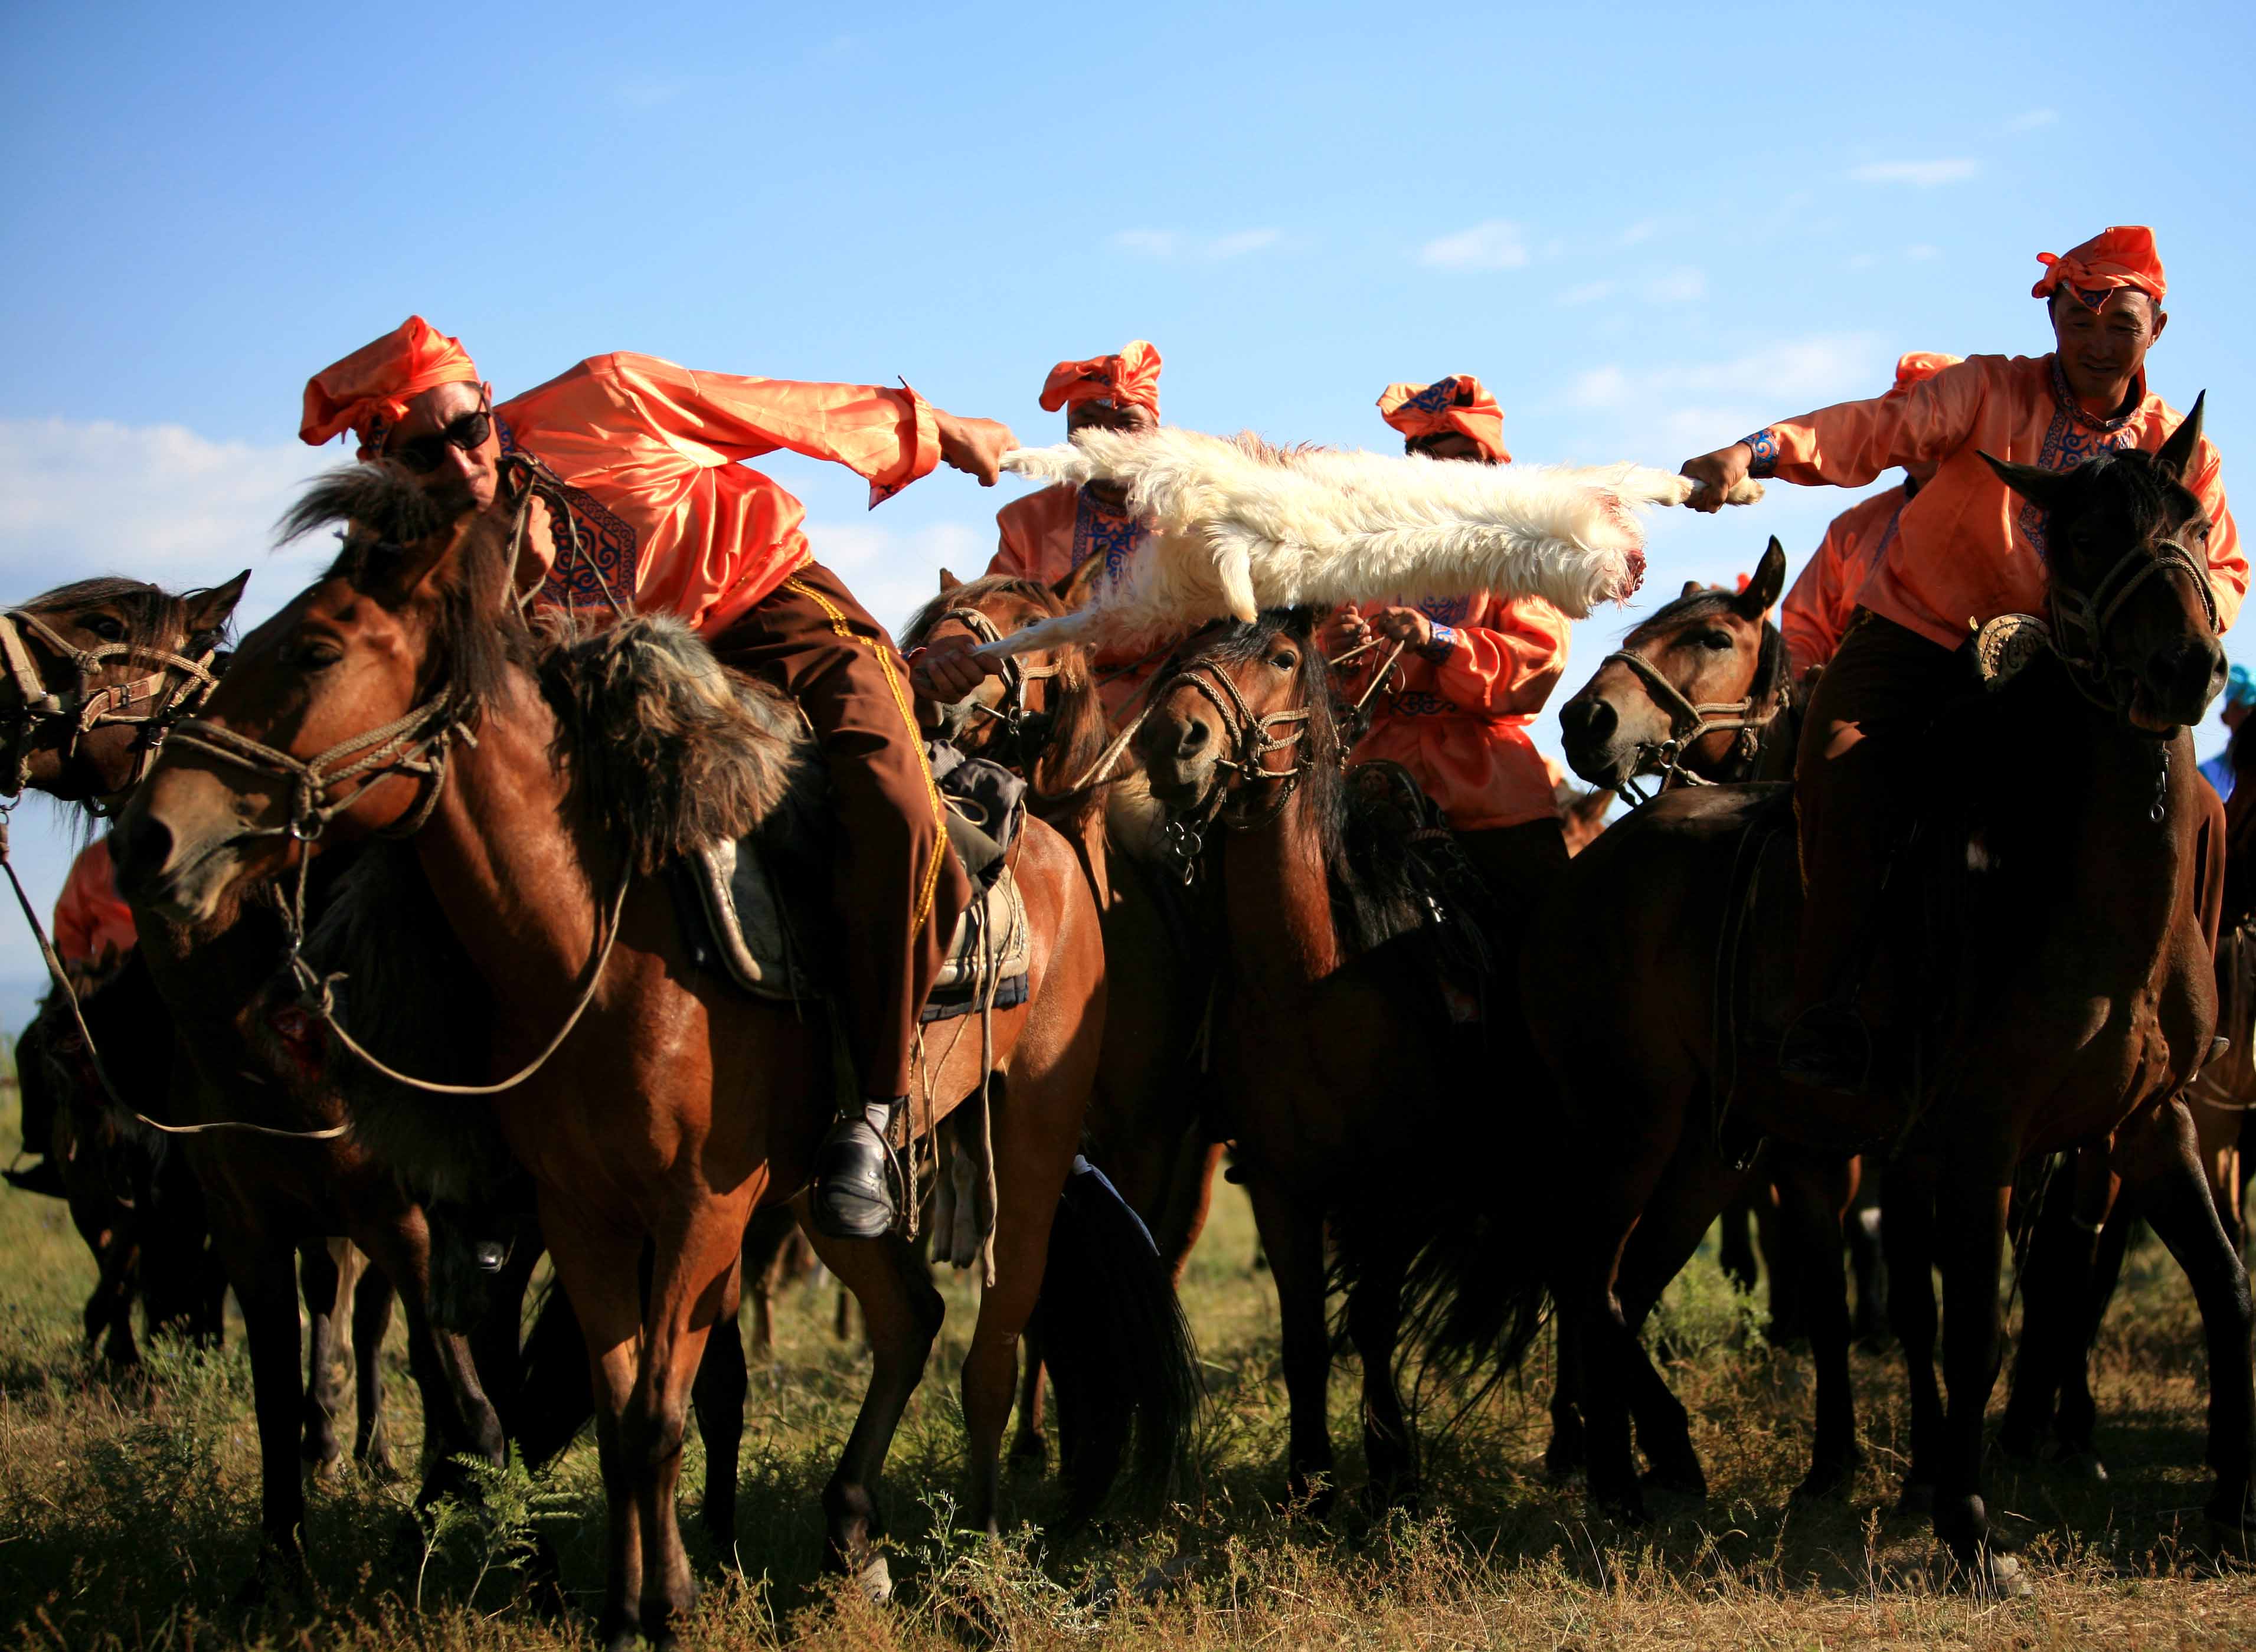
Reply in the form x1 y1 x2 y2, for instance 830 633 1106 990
989 482 1160 717
53 839 135 967
1743 354 2242 649
1780 485 1911 675
495 354 939 635
1347 594 1572 830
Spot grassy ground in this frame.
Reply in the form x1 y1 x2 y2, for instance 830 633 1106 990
2 1081 2251 1650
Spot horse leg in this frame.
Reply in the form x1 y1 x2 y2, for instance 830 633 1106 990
1931 1166 2019 1590
1846 1160 1889 1349
2056 1192 2136 1471
1715 1188 1760 1297
1772 1149 1862 1500
297 1241 348 1481
690 1276 747 1552
2118 1098 2256 1528
222 1222 313 1597
351 1258 397 1477
1999 1152 2106 1470
802 1218 943 1595
1244 1173 1336 1511
1884 1155 1944 1513
1345 1235 1417 1512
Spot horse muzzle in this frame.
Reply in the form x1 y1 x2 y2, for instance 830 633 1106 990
111 769 266 925
1558 691 1649 791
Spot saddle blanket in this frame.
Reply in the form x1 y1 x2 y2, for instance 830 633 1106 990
679 785 1030 1023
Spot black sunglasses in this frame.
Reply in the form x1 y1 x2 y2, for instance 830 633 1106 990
385 391 493 473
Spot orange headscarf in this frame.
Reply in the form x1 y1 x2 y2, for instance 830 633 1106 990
1885 350 1964 398
2032 227 2168 312
300 316 481 451
1377 374 1510 463
1039 340 1162 417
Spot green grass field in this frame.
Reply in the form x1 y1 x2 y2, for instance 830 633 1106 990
4 1081 2252 1650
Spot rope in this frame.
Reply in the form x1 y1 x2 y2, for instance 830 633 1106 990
0 809 347 1141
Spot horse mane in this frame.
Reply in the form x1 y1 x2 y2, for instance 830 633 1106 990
537 614 815 875
900 574 1113 821
19 575 212 659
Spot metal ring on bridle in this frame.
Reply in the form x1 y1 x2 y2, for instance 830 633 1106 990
1600 646 1775 805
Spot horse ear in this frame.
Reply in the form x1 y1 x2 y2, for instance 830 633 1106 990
939 568 962 594
1680 579 1706 599
1054 554 1107 610
184 570 251 641
2156 390 2207 483
1737 538 1788 617
1978 450 2074 513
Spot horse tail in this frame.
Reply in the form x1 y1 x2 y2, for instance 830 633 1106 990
1388 1195 1552 1409
1027 1155 1204 1521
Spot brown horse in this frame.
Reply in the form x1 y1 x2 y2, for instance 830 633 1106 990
1134 606 1505 1509
1548 542 1872 1494
904 573 1219 1466
117 465 1191 1646
1518 415 2251 1586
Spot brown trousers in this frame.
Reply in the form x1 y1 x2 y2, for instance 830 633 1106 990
706 562 972 1100
1791 609 1963 1015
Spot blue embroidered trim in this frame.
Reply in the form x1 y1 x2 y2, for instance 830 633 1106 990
1417 621 1458 663
1741 429 1780 479
1072 488 1150 583
2016 364 2142 557
1401 377 1463 416
498 420 640 610
1414 596 1470 627
1391 691 1458 717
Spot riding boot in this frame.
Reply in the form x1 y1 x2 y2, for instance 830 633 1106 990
812 1097 903 1239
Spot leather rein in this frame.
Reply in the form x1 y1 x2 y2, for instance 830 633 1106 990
930 604 1060 753
0 606 223 799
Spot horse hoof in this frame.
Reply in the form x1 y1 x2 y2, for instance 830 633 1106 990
1894 1480 1937 1517
1009 1431 1049 1467
2203 1485 2256 1529
1791 1463 1858 1503
854 1556 894 1604
2052 1448 2108 1484
1543 1431 1586 1483
1963 1549 2031 1599
1594 1487 1650 1527
1640 1467 1707 1503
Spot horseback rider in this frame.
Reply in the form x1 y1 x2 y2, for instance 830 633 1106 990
1677 228 2245 1092
1778 353 1962 676
299 318 1017 1238
2 837 136 1197
2197 663 2256 803
1322 374 1574 929
913 342 1165 719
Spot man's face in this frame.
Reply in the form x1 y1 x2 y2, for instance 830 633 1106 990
1407 431 1487 463
2050 289 2167 410
376 380 499 513
1066 397 1157 439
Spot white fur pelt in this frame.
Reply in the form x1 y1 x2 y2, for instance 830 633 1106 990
977 427 1760 659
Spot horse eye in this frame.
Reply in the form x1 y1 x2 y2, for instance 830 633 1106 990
85 615 126 643
1271 649 1299 670
1700 630 1734 651
298 639 344 670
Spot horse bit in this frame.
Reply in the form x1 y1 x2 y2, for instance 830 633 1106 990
1599 645 1773 805
930 604 1059 754
0 606 223 799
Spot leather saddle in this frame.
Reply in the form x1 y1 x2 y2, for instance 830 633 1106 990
675 747 1031 1023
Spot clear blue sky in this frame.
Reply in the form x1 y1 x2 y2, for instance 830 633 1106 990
2 1 2251 1020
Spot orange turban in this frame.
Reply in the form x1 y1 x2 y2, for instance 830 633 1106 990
1885 350 1963 398
1377 374 1510 463
1039 340 1162 417
2032 227 2167 312
300 316 480 449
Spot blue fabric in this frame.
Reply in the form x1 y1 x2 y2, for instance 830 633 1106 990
2227 663 2256 710
2199 750 2237 804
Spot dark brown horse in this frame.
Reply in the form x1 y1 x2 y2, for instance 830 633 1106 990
904 573 1219 1466
1134 607 1500 1508
118 466 1191 1646
1548 543 1872 1494
1519 414 2251 1588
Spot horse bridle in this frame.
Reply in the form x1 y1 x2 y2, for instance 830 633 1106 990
1600 645 1776 806
2046 526 2219 717
0 606 223 797
928 604 1060 751
1147 646 1314 878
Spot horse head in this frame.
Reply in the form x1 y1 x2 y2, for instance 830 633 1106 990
115 464 519 924
1133 609 1338 834
1557 536 1789 798
903 574 1091 758
1981 392 2225 732
1 571 248 802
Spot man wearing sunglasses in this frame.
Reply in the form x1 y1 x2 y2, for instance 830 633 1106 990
302 316 1016 1241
